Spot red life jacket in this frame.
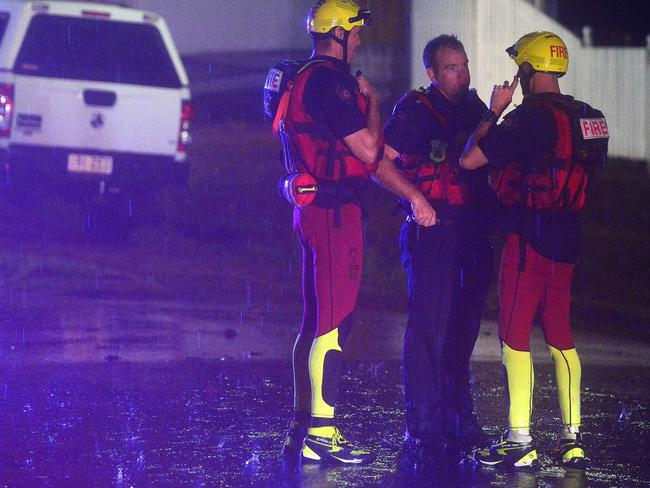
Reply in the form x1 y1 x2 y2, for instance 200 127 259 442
274 59 377 181
396 88 472 205
490 97 609 212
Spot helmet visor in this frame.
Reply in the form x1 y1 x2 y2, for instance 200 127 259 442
349 9 372 27
505 44 517 58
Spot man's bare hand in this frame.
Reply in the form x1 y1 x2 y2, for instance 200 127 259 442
411 195 437 227
356 74 379 103
489 75 518 116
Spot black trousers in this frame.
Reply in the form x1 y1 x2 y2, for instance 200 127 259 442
400 219 493 440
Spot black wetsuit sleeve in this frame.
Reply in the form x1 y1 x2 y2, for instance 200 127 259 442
478 105 556 169
303 67 366 139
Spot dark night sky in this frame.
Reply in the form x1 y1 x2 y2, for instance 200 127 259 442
556 0 650 46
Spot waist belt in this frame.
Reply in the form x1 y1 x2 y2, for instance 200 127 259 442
313 178 368 227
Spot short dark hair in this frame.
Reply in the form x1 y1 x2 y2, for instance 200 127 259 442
423 34 465 72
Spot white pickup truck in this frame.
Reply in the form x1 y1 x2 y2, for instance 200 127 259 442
0 0 191 231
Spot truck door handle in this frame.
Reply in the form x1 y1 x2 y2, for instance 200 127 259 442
83 90 117 107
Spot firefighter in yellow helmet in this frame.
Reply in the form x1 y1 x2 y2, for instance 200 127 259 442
307 0 372 33
307 0 371 64
507 31 568 96
273 0 436 466
461 31 608 469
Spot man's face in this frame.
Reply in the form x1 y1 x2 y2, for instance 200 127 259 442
427 47 470 102
346 26 362 62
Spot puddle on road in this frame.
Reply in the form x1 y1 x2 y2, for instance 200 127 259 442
0 296 299 365
0 358 648 487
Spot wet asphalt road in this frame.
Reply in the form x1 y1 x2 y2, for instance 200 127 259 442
0 214 649 487
0 293 649 487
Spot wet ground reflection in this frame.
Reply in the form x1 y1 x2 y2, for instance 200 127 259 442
0 356 648 487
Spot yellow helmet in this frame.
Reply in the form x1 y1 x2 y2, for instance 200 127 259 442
506 31 569 77
307 0 371 34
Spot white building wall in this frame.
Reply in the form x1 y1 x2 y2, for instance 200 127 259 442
411 0 648 161
411 0 477 88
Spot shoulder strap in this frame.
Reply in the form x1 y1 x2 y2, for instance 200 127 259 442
411 87 447 125
273 91 291 135
526 97 573 160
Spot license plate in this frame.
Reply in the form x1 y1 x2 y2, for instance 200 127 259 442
67 154 113 175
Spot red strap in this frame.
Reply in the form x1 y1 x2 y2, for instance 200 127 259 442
528 98 574 160
413 90 447 125
272 88 290 136
548 105 572 160
272 59 330 136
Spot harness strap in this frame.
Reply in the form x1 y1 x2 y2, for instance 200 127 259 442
272 59 329 136
326 138 337 178
413 89 448 126
567 165 588 210
273 92 290 136
414 173 442 183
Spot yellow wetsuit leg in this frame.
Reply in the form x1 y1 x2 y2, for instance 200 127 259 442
309 328 342 420
502 342 534 431
548 345 581 430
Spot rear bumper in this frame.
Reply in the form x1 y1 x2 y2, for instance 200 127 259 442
0 145 188 194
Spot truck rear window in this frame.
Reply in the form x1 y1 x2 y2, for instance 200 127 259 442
14 15 181 88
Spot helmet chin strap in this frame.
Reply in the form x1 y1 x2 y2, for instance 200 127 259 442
518 63 534 97
330 28 351 65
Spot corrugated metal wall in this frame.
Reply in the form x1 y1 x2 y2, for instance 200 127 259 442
411 0 648 161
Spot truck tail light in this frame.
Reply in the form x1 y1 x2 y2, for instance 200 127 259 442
0 84 14 138
177 100 192 153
